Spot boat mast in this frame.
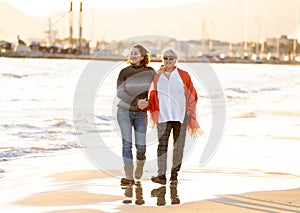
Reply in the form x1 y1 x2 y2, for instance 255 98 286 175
79 2 83 54
292 9 298 60
69 1 73 48
243 1 248 58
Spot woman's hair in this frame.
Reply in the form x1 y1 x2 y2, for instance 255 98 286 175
127 44 150 66
161 47 179 59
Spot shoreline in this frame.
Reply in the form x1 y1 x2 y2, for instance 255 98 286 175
1 52 300 65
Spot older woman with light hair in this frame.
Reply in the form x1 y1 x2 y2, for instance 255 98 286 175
148 47 203 185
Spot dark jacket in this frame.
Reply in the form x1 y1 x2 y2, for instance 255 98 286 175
117 64 156 112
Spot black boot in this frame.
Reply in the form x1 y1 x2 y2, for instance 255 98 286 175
151 175 166 185
169 173 178 184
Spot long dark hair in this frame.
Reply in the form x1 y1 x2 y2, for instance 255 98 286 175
127 44 150 67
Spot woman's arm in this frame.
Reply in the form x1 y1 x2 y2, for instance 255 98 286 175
117 69 139 106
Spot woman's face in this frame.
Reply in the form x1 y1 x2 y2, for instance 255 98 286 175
163 51 177 69
129 47 144 65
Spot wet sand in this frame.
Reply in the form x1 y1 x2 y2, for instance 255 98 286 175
6 107 300 211
12 168 300 213
3 107 300 212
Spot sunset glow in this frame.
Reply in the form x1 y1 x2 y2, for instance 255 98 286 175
0 0 299 43
0 0 208 17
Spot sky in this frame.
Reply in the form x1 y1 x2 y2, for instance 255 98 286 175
0 0 208 17
0 0 299 43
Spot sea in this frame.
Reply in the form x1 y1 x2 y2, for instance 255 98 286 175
0 57 300 174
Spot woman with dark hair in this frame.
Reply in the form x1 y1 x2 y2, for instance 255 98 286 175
116 44 156 185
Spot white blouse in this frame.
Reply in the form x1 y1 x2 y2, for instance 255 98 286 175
157 68 186 123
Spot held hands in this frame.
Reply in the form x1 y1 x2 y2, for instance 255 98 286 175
137 99 148 110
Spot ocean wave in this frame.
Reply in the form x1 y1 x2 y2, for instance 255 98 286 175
0 121 76 141
0 143 81 161
257 87 281 92
1 73 28 78
226 87 281 94
0 123 42 131
94 115 114 121
225 88 248 100
1 72 49 79
7 98 40 102
199 94 209 99
51 120 73 128
15 123 41 130
225 87 282 100
226 87 249 94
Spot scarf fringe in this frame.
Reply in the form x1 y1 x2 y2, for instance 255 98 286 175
188 117 204 137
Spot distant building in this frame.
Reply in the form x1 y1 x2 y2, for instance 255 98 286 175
265 35 298 60
0 41 12 52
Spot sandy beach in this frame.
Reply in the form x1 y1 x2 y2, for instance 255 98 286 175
1 0 300 209
8 164 300 213
1 137 300 213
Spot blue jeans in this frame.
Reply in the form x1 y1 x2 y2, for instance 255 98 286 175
117 108 147 165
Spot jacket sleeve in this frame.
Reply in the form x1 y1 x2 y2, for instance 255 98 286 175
117 69 139 106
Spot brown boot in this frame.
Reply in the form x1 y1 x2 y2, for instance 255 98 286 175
134 159 145 179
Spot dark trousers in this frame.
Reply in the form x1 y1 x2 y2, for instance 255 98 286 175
156 114 188 176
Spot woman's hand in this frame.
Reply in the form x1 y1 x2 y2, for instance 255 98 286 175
158 65 166 72
137 99 148 110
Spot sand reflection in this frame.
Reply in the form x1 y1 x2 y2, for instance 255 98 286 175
121 180 181 206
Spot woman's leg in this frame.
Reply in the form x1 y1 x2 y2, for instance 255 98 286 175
157 122 172 176
133 111 147 179
117 108 133 165
133 111 147 161
171 114 188 179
